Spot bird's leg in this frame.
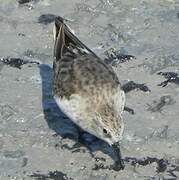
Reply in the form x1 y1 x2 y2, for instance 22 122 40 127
111 143 125 171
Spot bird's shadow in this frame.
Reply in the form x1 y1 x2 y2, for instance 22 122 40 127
39 64 119 164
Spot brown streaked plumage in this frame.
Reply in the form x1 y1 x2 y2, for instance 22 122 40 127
53 16 125 170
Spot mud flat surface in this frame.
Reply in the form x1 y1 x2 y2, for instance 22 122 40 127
0 0 179 179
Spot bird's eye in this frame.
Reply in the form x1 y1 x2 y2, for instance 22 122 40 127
103 128 108 134
103 128 111 138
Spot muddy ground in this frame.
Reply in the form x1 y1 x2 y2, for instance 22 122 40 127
0 0 179 179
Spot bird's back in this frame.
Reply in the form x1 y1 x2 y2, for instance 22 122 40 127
53 17 121 101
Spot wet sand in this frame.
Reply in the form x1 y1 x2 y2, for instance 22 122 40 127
0 0 179 179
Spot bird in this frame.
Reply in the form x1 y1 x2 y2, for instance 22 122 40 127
52 16 126 170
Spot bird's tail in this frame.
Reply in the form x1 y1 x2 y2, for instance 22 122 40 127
53 16 99 60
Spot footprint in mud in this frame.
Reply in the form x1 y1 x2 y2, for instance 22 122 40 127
147 95 175 113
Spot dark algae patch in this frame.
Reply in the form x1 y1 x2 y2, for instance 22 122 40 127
30 171 73 180
124 156 167 169
0 57 39 69
158 71 179 87
92 156 179 178
92 144 125 171
17 0 38 4
17 0 33 4
38 14 57 25
122 81 151 93
104 48 136 66
124 106 135 115
125 156 179 178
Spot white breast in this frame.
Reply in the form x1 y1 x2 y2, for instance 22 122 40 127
114 88 125 114
54 94 87 128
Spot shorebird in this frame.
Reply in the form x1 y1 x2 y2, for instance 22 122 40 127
52 16 125 170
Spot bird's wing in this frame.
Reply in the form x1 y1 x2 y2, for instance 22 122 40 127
53 16 99 60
